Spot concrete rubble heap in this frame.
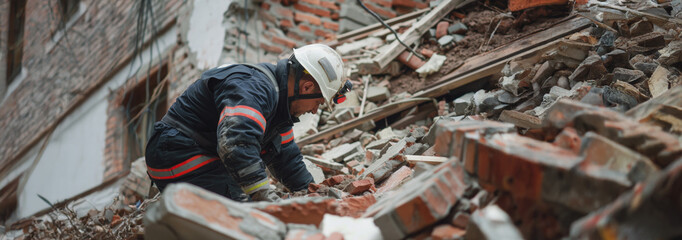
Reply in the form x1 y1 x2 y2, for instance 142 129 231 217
8 0 682 239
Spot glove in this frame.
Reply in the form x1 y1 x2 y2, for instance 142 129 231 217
250 188 281 202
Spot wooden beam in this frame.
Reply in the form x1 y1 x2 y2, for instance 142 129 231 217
326 8 430 48
371 0 472 69
297 17 591 146
405 155 448 165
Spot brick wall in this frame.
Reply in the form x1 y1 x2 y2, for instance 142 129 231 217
0 0 183 176
223 0 429 63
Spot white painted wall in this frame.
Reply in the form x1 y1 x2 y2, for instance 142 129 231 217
3 25 177 222
186 0 235 69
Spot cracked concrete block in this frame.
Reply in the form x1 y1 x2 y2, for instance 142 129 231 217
144 183 285 240
303 159 326 184
465 205 524 240
366 86 391 102
304 156 345 171
447 21 468 34
293 112 319 141
376 127 397 140
366 139 391 150
322 142 363 162
438 35 454 48
334 108 355 123
452 92 474 116
416 53 447 77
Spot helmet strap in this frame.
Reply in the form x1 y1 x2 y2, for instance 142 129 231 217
287 55 324 102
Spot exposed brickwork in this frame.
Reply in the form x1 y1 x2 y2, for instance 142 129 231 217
0 0 182 176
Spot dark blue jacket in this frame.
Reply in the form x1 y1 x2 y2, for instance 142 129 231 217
165 59 313 194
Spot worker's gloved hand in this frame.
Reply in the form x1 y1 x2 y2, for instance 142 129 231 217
250 188 281 202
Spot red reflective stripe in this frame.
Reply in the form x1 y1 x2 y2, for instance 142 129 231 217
147 155 218 180
147 154 203 172
218 106 267 133
280 129 294 144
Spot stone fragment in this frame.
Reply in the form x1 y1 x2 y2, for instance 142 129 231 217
603 49 632 70
416 53 447 77
304 156 345 171
530 61 554 84
144 183 286 240
613 67 646 83
465 205 524 240
649 66 671 98
322 142 362 163
568 54 607 84
293 113 320 140
612 80 648 103
447 22 468 34
334 108 355 123
452 92 474 115
366 86 390 102
438 35 454 48
657 40 682 65
634 62 658 77
376 127 396 140
303 159 326 184
629 18 653 37
453 34 465 43
301 144 326 156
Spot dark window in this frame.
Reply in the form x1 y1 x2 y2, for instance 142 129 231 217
59 0 79 22
7 0 27 82
123 64 169 160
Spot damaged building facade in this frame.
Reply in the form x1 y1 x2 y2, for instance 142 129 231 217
2 0 682 239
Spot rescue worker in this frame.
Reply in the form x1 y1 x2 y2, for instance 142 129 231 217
145 44 352 202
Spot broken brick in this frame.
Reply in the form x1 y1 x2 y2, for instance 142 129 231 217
343 179 375 195
435 21 450 39
431 224 465 240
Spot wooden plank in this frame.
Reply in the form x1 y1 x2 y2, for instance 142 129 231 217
405 155 448 165
371 0 471 69
297 17 591 146
592 2 682 27
326 8 430 48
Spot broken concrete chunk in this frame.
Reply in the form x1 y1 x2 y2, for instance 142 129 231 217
499 110 542 129
334 108 355 123
376 127 397 140
304 156 345 171
144 183 286 240
447 21 468 34
438 35 454 48
416 53 447 77
569 54 608 85
453 92 474 115
321 142 362 163
293 113 319 141
321 214 382 240
603 49 632 70
465 205 524 240
531 61 554 84
366 86 390 102
303 159 326 184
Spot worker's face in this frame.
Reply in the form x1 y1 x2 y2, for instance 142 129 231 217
290 77 325 117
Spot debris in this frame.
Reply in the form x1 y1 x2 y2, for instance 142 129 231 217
320 214 382 240
465 205 524 240
649 66 670 97
415 53 447 77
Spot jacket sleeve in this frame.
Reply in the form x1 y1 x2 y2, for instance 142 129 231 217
214 70 276 195
265 127 314 192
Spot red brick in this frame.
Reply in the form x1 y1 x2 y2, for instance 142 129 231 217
299 24 312 32
376 165 413 194
314 28 333 38
322 174 353 186
294 3 331 18
308 183 321 193
260 43 284 54
365 2 397 19
435 21 449 39
320 1 340 11
322 21 339 32
335 194 377 217
272 36 298 48
294 12 322 25
452 12 466 19
330 12 340 20
431 225 465 240
552 127 581 153
326 232 344 240
344 178 375 195
393 0 428 9
287 31 305 41
346 160 360 168
280 19 294 28
397 51 426 69
274 6 295 19
420 49 434 58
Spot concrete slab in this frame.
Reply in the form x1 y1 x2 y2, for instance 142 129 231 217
144 183 286 240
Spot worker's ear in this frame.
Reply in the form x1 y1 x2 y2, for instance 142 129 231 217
301 80 317 94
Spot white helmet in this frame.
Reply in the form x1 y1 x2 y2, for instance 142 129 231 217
293 44 348 107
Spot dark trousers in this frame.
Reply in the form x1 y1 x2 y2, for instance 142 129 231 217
145 122 246 201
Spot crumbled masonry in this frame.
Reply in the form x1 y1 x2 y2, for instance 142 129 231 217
9 0 682 239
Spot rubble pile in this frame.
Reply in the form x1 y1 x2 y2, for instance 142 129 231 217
6 0 682 239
